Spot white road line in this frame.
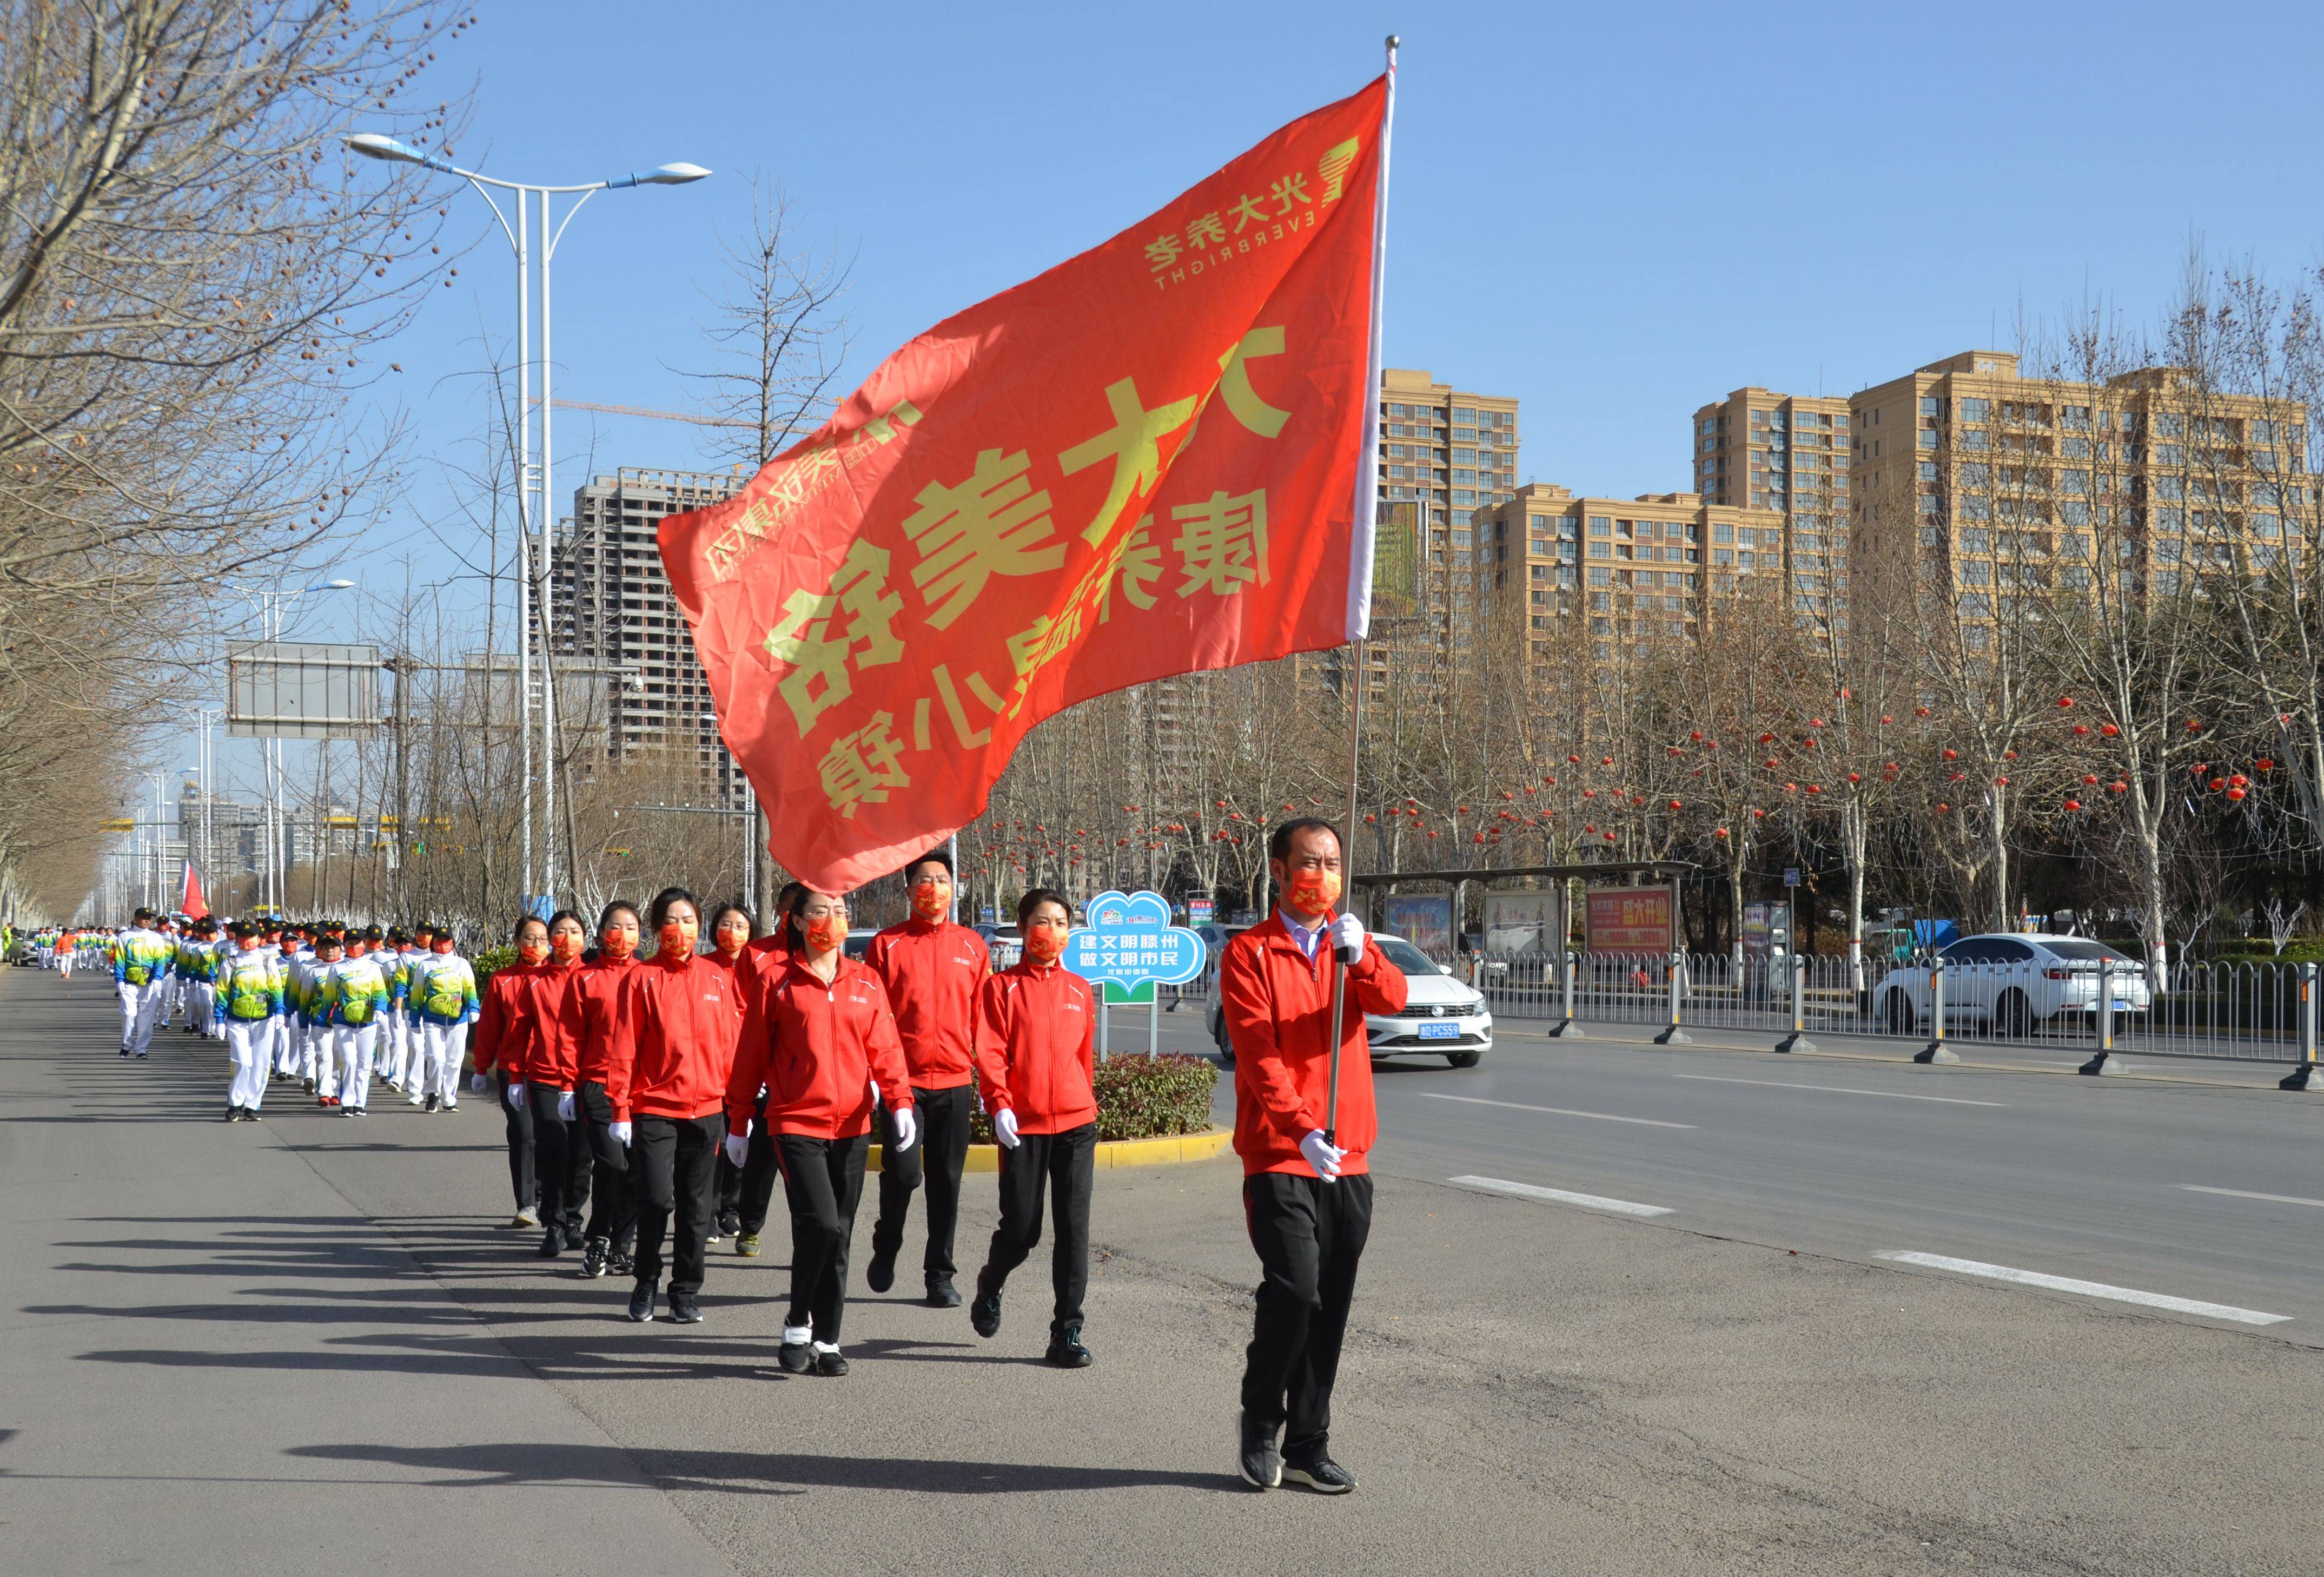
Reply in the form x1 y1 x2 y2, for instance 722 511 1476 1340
1670 1072 2007 1107
1416 1092 1696 1129
1875 1251 2291 1327
1450 1175 1673 1217
2183 1185 2324 1210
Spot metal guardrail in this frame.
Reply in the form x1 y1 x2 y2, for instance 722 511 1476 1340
1467 949 2324 1083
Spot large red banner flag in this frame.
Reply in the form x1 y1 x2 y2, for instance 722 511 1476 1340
179 861 210 920
661 71 1393 892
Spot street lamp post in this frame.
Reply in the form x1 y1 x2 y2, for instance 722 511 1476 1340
343 133 708 909
227 579 353 910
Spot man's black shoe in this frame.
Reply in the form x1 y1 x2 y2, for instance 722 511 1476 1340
608 1250 634 1276
579 1238 609 1279
815 1348 850 1377
222 1106 239 1123
302 1077 315 1094
538 1225 562 1259
119 1048 131 1059
422 1093 439 1113
717 1209 741 1238
626 1282 655 1323
925 1277 962 1309
865 1243 898 1294
776 1341 813 1374
969 1278 1002 1338
668 1291 704 1324
1045 1325 1093 1368
1239 1412 1283 1490
563 1224 585 1251
1283 1455 1358 1494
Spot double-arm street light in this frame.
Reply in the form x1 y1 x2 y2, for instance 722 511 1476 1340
343 131 709 908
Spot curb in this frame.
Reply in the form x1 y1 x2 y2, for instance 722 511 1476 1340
869 1127 1233 1174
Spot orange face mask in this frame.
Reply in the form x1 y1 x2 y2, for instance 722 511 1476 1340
804 915 845 954
657 922 691 959
432 939 455 954
550 932 582 963
600 931 635 961
1285 868 1343 917
716 928 747 958
1024 925 1067 965
910 880 949 921
518 937 548 965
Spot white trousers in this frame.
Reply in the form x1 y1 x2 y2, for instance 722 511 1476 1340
379 1008 410 1087
334 1023 380 1108
225 1019 273 1110
118 980 165 1053
299 1021 336 1096
416 1020 468 1104
196 982 219 1037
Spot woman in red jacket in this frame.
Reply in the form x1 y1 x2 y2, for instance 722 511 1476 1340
968 888 1098 1368
607 888 744 1325
703 901 754 1246
566 901 640 1280
727 886 913 1377
469 915 548 1230
521 909 592 1261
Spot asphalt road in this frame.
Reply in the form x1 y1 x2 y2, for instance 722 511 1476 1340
8 970 2324 1576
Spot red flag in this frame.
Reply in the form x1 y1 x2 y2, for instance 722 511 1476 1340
662 72 1393 891
179 861 210 920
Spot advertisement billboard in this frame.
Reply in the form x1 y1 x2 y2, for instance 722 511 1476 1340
1482 890 1557 954
1381 893 1453 957
1585 887 1674 954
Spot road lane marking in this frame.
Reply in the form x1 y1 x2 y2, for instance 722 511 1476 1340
1450 1175 1673 1217
1416 1092 1696 1129
1670 1072 2006 1107
2183 1185 2324 1210
1875 1251 2290 1326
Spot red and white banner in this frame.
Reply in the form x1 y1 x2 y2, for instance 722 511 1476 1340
661 72 1393 891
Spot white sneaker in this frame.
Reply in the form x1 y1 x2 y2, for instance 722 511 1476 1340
407 1092 425 1106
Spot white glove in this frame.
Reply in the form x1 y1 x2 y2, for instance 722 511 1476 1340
868 1079 879 1105
555 1090 575 1123
504 1080 524 1109
724 1133 749 1168
992 1107 1021 1149
468 1073 487 1093
1300 1128 1346 1182
609 1120 632 1147
891 1105 917 1152
1329 913 1365 966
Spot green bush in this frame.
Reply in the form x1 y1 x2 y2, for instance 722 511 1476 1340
472 944 517 991
965 1052 1220 1143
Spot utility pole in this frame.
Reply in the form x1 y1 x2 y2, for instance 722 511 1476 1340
386 655 416 920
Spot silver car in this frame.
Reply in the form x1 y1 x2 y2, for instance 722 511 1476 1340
1875 933 2152 1035
1208 930 1492 1069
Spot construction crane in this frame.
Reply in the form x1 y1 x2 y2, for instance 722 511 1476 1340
530 397 753 429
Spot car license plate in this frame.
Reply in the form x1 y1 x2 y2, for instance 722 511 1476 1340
1417 1021 1459 1040
2112 1000 2133 1012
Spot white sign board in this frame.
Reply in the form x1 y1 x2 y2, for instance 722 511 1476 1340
227 642 381 740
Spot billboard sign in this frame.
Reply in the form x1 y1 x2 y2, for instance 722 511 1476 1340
227 642 381 740
1482 890 1557 954
1063 889 1207 1005
1381 893 1454 958
1585 887 1674 954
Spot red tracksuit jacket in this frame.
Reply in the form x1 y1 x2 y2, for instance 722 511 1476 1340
974 960 1098 1135
865 918 990 1091
1219 910 1408 1178
468 962 539 1081
518 955 585 1087
565 953 635 1089
730 953 910 1141
605 951 743 1122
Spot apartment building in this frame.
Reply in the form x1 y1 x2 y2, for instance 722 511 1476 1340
1476 484 1789 659
546 465 748 799
1691 386 1853 630
1851 350 2307 635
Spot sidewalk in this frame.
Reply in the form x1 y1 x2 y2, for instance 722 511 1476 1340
5 965 2321 1575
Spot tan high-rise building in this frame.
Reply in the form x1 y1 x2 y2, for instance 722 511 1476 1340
1692 386 1853 631
1477 483 1787 662
1851 349 2307 632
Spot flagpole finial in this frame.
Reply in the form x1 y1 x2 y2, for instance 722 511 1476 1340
1385 34 1400 53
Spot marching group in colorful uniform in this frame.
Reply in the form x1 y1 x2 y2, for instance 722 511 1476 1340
22 819 1403 1493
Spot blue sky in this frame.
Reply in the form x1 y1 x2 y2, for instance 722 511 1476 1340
183 0 2324 806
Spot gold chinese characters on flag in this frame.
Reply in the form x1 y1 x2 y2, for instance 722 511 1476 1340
660 74 1391 890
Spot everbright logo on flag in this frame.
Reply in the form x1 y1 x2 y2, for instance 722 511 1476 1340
661 74 1392 892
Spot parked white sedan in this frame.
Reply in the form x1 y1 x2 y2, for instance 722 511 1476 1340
1208 930 1492 1068
1875 934 2151 1035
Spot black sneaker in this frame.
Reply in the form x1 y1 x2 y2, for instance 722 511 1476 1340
119 1048 131 1059
302 1077 316 1094
422 1093 439 1113
609 1251 634 1277
135 1051 147 1060
815 1348 850 1377
926 1277 962 1309
580 1238 609 1278
538 1225 562 1258
717 1209 741 1238
865 1243 898 1294
1283 1455 1358 1494
1240 1412 1282 1490
1045 1326 1093 1368
668 1291 704 1324
563 1224 585 1251
970 1277 1002 1338
777 1340 813 1374
222 1107 239 1123
626 1282 655 1322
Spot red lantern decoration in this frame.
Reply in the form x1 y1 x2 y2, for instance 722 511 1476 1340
2259 759 2276 772
1943 748 1958 760
1715 827 1730 839
1916 706 1932 717
1937 802 1951 813
2057 696 2075 708
2073 724 2090 736
2064 799 2082 811
1995 775 2011 786
2082 774 2098 785
2230 774 2248 788
2209 778 2228 793
2228 786 2248 802
1668 799 1684 810
2100 722 2119 737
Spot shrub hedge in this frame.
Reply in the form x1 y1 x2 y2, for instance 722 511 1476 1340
967 1052 1220 1144
471 944 516 991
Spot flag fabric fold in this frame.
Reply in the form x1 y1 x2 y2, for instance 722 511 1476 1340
179 861 210 920
661 74 1391 892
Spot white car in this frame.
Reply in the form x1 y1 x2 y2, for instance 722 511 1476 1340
1874 933 2151 1035
1208 929 1492 1069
